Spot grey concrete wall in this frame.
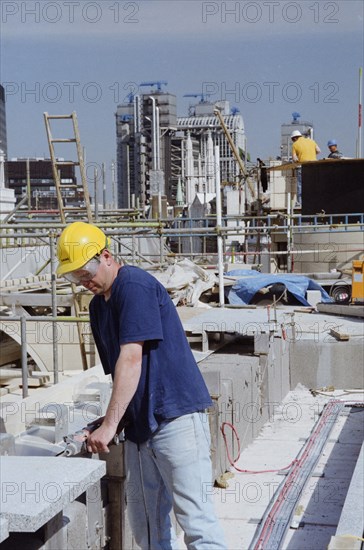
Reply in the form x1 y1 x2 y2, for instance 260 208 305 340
289 339 364 390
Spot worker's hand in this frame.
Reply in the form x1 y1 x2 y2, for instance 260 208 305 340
86 424 116 454
85 416 105 433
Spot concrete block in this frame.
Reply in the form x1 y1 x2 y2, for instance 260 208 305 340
43 511 67 550
35 404 69 443
63 501 87 550
289 340 364 389
306 290 322 308
254 332 269 354
86 481 104 549
335 443 364 540
0 433 15 456
0 517 9 543
100 442 125 479
328 535 362 549
1 456 106 533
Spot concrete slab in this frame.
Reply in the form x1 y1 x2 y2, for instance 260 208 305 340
335 443 364 538
0 517 9 543
0 456 106 532
284 524 337 550
183 306 272 335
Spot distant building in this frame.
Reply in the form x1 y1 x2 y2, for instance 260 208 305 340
176 100 247 205
0 85 7 159
0 85 16 215
6 158 79 210
116 89 177 209
116 88 247 210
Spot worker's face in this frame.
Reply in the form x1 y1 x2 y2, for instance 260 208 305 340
65 250 113 296
80 251 114 295
329 145 338 152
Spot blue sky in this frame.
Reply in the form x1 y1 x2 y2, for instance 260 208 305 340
1 1 363 195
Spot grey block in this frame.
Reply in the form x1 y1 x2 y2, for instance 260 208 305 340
63 500 87 550
0 517 9 543
335 443 364 538
0 433 15 456
1 456 106 533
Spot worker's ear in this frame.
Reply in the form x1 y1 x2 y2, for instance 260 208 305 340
101 249 112 263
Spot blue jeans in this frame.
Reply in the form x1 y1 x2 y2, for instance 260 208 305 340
296 166 302 205
124 412 227 550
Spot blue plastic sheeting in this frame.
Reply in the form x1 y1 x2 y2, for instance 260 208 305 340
226 270 333 306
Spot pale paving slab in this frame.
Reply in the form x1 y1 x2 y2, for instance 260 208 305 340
0 517 9 543
0 456 106 532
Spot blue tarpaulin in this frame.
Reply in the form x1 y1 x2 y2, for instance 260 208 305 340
226 270 333 306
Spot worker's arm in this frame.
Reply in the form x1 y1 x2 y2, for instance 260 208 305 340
292 145 298 162
86 342 143 453
315 144 321 154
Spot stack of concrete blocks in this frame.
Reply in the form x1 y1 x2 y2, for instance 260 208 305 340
199 331 290 481
292 230 363 272
268 161 297 210
225 188 246 258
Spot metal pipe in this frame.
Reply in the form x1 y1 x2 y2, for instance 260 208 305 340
2 248 36 280
287 192 292 273
156 106 161 171
94 167 99 220
126 145 131 209
50 234 59 384
357 67 362 158
26 158 31 213
215 145 225 308
2 195 28 223
20 315 29 398
102 162 106 210
9 315 90 322
150 96 157 171
111 160 117 208
159 233 164 265
2 213 363 231
134 95 141 133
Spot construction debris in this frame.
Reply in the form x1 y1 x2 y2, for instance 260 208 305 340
329 328 350 341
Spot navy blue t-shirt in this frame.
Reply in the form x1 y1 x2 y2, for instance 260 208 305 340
89 265 212 443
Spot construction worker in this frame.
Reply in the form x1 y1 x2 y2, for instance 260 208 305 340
291 130 321 162
327 139 344 159
56 222 226 550
290 130 321 206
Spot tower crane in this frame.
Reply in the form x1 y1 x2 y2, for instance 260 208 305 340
183 93 212 103
139 81 168 92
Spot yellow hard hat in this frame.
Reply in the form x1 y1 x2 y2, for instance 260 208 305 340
56 222 109 276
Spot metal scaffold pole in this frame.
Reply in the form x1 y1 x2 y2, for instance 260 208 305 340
50 233 59 384
357 67 363 158
215 146 225 308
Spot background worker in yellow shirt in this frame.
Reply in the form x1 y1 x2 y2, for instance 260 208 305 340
290 130 321 207
291 130 321 162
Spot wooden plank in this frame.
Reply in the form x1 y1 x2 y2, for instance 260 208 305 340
329 328 350 341
0 368 22 379
0 340 21 366
0 293 73 307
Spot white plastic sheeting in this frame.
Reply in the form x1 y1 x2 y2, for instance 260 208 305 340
150 259 218 306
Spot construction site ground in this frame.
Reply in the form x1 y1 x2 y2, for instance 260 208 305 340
0 304 363 549
177 386 364 550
